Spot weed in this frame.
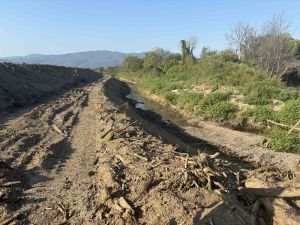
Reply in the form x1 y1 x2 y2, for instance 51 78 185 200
269 128 300 153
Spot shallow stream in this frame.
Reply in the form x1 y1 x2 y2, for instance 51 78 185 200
126 85 189 127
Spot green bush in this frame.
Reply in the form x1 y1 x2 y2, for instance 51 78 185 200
278 89 299 101
200 92 231 108
269 128 300 153
242 106 275 124
164 92 177 104
175 91 204 112
276 100 300 125
243 81 282 105
204 101 238 120
244 95 271 105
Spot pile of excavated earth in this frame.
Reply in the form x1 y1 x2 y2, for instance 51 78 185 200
0 63 300 225
0 62 99 114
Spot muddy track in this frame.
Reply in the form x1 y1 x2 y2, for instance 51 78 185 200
0 77 300 224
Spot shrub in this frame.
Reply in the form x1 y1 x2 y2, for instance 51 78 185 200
175 91 204 112
269 128 300 153
243 81 282 105
204 101 238 120
276 100 300 125
164 92 177 104
278 89 299 101
200 92 231 108
244 95 271 105
242 106 275 124
122 55 144 72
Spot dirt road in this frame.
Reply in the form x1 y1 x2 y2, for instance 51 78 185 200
1 77 300 224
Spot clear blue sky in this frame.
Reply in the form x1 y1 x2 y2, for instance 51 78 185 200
1 0 300 57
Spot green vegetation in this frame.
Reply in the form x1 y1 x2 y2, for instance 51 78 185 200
117 50 300 152
242 106 275 124
116 16 300 153
204 101 238 120
276 100 300 125
122 55 143 72
269 128 300 153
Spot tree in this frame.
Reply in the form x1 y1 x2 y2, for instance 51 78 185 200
180 36 198 63
261 14 292 74
200 46 217 58
122 55 143 72
105 66 120 76
226 14 293 75
225 23 256 60
143 48 179 73
291 39 300 60
180 40 188 63
186 36 198 59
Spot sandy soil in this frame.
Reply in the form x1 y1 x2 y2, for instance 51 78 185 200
0 75 300 224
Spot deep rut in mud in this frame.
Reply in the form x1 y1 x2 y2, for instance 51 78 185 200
0 78 300 225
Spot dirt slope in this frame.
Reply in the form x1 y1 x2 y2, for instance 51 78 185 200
0 62 100 115
0 77 300 224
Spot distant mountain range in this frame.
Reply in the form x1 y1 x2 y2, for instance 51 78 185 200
0 50 145 68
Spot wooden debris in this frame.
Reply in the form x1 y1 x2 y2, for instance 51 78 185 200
235 171 240 186
240 186 300 198
184 154 189 169
93 156 100 165
206 174 212 191
52 124 66 136
113 200 124 212
209 152 220 159
133 176 153 201
0 212 22 225
267 119 300 132
192 180 200 188
132 152 148 162
0 191 5 200
117 121 137 133
203 167 215 176
288 120 300 134
114 154 128 165
213 181 225 191
57 203 73 223
101 127 113 139
118 197 133 212
0 181 21 187
241 178 300 225
150 161 163 168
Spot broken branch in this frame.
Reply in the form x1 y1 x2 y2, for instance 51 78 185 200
267 119 300 132
0 181 21 187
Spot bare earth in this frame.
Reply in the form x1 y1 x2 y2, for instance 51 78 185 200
1 76 300 225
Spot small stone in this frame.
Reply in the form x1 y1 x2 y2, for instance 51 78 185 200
88 171 96 176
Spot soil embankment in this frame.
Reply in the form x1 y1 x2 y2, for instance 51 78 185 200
0 73 300 224
122 80 300 174
0 62 100 115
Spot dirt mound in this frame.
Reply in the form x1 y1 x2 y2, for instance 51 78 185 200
0 62 100 114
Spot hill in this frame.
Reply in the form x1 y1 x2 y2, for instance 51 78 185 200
0 50 144 68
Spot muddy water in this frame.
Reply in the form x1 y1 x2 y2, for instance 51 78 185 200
126 85 189 127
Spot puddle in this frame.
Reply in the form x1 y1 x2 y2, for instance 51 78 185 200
126 86 188 127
